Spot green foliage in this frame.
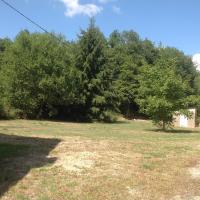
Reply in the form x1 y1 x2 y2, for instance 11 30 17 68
75 19 118 122
158 47 196 89
108 30 159 118
0 38 13 118
194 73 200 95
111 52 139 118
2 31 81 119
136 60 191 130
0 21 198 123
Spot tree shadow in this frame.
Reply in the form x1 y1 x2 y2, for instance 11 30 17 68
146 128 200 134
0 133 61 197
99 120 130 125
28 118 130 125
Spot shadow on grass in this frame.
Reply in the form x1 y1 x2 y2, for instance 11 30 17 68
146 128 200 134
0 133 61 197
26 118 130 125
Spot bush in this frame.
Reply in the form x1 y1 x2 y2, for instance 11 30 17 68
99 111 117 123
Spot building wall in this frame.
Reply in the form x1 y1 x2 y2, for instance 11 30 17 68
173 109 197 128
173 115 180 127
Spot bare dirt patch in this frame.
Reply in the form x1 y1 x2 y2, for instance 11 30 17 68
171 196 200 200
189 163 200 179
48 139 141 176
126 186 140 197
53 151 97 172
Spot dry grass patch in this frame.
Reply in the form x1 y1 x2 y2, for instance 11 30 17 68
189 163 200 179
0 120 200 199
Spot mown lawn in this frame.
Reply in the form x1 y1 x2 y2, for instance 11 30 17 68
0 119 200 200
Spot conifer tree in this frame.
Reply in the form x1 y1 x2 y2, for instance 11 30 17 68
76 19 117 121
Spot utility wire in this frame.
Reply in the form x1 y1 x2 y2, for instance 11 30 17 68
1 0 68 47
0 0 49 33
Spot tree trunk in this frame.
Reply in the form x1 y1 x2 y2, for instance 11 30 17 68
162 121 166 131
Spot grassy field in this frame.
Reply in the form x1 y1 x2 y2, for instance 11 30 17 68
0 119 200 200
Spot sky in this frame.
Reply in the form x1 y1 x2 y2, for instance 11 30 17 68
1 0 200 60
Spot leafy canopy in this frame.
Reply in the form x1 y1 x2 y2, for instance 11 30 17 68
137 59 190 130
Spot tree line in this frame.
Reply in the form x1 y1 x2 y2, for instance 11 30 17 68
0 19 200 127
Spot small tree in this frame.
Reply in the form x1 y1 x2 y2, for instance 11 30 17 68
136 60 190 130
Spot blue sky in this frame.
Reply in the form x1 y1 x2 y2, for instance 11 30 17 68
0 0 200 56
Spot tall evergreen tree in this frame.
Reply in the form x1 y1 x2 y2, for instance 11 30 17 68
75 19 117 121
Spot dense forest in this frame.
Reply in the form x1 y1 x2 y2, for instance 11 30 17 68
0 19 200 124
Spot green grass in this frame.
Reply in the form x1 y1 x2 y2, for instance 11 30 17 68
1 119 200 141
0 119 200 200
0 144 29 161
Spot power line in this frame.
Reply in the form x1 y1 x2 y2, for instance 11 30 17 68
0 0 49 33
1 0 68 47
